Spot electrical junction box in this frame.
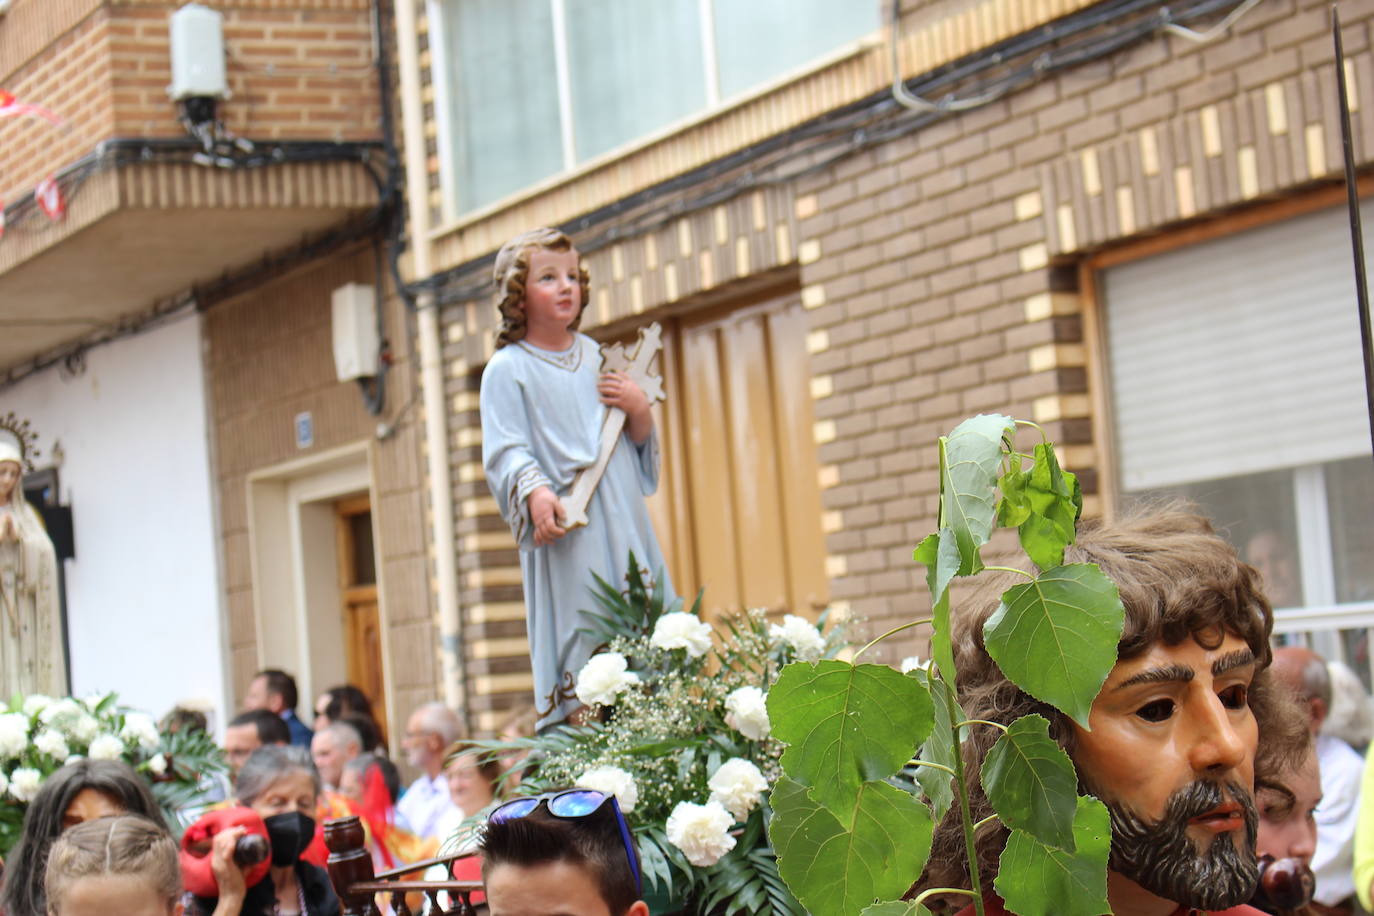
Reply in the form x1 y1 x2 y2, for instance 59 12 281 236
168 3 228 100
332 283 380 382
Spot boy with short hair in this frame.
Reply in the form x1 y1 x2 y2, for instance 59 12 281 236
479 793 648 916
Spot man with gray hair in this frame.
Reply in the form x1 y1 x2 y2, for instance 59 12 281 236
310 720 362 793
397 701 462 838
1272 645 1365 909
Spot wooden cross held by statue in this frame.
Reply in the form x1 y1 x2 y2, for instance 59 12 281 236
560 322 665 529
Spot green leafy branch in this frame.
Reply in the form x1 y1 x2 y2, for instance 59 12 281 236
767 415 1125 916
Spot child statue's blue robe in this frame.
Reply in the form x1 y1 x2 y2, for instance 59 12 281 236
480 333 675 728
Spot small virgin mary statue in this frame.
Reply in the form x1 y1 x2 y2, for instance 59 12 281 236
0 435 64 696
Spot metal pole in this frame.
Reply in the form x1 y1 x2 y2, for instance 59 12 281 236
1333 6 1374 457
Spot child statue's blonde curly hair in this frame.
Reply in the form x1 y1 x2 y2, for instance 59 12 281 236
492 227 591 349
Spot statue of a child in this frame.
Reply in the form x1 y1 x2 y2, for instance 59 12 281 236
479 227 674 729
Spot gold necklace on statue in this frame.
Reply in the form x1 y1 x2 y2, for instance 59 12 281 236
517 338 582 371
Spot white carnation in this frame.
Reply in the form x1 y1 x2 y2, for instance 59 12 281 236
576 765 639 813
68 713 100 745
9 767 42 802
769 614 826 661
34 728 69 761
575 653 640 707
120 713 161 752
666 800 737 867
650 612 713 658
40 698 83 727
21 694 54 717
724 686 771 741
87 734 125 761
707 758 769 821
0 713 29 758
148 753 168 776
82 691 111 711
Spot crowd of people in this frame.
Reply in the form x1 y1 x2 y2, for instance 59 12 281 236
5 530 1374 916
0 668 525 916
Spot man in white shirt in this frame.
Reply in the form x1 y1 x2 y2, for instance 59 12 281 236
396 701 462 839
1273 646 1365 909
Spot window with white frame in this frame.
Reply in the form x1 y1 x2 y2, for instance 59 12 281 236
1101 198 1374 686
431 0 879 216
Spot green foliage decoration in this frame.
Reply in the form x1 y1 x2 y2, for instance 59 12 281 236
460 555 845 916
767 415 1126 916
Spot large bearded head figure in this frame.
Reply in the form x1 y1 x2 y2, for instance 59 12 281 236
1073 629 1262 910
922 504 1309 912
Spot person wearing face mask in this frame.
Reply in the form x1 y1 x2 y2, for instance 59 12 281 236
187 746 340 916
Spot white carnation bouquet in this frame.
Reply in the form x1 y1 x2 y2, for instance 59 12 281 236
0 691 226 853
471 557 843 916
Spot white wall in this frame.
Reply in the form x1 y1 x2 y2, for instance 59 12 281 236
3 312 227 731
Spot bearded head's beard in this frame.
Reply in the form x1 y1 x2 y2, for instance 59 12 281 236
1092 779 1259 911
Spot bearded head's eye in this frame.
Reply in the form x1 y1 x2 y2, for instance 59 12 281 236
1134 698 1175 722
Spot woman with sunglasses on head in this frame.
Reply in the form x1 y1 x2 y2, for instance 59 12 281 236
479 790 647 916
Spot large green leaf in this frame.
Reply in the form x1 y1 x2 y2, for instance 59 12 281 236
938 414 1013 575
861 902 933 916
770 661 933 817
1016 443 1081 570
996 451 1032 527
913 530 962 685
770 776 933 916
981 715 1078 851
914 671 957 821
994 796 1111 916
983 564 1125 728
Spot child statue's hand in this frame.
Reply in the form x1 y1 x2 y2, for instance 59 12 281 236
599 370 653 444
529 486 567 546
598 370 649 418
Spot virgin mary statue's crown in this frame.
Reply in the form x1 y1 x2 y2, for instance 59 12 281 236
0 411 39 471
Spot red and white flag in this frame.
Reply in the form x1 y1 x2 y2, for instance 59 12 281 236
0 90 61 126
34 176 64 221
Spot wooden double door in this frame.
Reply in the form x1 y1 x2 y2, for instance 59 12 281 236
642 289 829 621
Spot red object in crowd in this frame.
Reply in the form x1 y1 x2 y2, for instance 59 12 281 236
180 808 273 897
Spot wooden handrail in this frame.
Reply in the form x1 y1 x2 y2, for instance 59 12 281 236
324 815 482 916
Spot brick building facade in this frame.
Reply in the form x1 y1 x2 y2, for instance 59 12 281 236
400 0 1374 730
0 0 431 730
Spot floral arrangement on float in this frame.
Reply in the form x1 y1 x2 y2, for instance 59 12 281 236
0 691 227 853
473 560 842 916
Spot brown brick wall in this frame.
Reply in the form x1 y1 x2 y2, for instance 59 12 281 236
794 0 1374 661
1 1 379 204
202 243 434 724
424 0 1374 715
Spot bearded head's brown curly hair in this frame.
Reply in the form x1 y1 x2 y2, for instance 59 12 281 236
917 501 1309 899
492 227 591 349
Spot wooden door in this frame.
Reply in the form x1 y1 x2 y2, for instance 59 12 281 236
334 496 387 742
644 290 829 622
